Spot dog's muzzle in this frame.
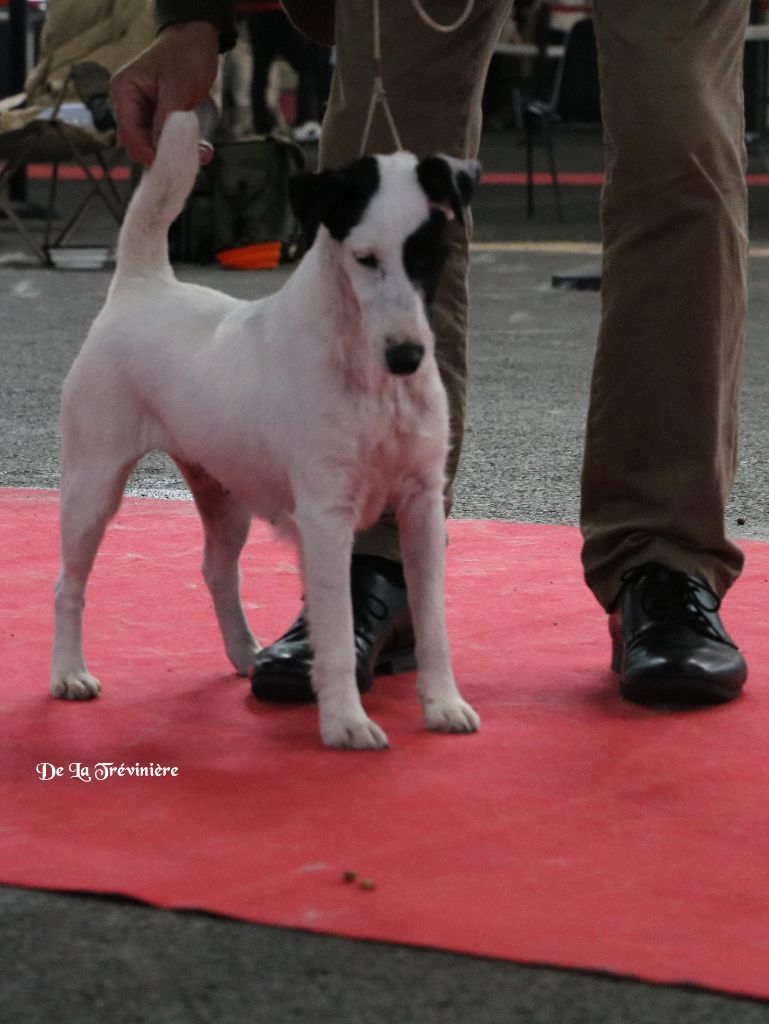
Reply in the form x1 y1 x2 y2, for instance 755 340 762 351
385 339 425 376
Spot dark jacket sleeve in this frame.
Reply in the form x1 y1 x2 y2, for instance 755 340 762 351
156 0 238 52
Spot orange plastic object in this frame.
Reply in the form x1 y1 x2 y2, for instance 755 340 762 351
216 242 282 270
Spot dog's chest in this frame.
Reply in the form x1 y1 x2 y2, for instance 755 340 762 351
346 385 444 520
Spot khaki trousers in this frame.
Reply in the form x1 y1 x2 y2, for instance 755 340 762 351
305 0 749 610
582 0 749 609
318 0 513 562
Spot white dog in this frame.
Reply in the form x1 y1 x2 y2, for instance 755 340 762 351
51 111 481 750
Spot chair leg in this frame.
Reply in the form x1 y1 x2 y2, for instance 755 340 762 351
94 150 128 216
512 88 524 133
47 137 128 250
0 194 50 263
49 185 96 249
524 113 536 218
56 124 125 222
544 121 564 222
44 162 61 252
0 157 50 264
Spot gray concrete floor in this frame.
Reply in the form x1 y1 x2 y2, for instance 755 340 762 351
3 129 769 1022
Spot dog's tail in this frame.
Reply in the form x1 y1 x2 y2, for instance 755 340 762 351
113 111 200 280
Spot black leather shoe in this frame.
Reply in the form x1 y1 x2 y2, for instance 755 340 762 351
251 556 416 702
609 562 747 705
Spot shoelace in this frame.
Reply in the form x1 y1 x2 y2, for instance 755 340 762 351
620 562 727 644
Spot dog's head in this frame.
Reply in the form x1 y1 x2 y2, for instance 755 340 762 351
288 152 480 377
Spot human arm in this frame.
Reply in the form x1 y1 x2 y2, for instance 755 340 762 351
110 1 236 166
155 0 238 52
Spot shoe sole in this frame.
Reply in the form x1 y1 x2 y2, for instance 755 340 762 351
612 639 744 706
618 675 743 706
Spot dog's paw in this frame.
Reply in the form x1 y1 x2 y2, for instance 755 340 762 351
50 670 102 700
423 697 480 734
228 637 262 676
321 714 390 751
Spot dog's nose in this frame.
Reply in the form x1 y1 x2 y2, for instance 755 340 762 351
385 340 425 375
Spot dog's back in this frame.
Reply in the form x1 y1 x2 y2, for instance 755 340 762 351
113 111 200 283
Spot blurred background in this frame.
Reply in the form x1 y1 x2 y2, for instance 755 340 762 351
2 0 769 264
5 8 769 1024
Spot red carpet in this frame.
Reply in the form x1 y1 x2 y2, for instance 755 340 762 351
3 487 769 999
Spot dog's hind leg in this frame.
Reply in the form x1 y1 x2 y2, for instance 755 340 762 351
175 460 260 675
52 459 137 699
295 507 389 750
398 486 480 734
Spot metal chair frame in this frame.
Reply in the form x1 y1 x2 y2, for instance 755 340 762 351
523 17 601 221
0 66 129 264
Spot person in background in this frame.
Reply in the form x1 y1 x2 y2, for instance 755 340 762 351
110 0 750 709
239 1 330 139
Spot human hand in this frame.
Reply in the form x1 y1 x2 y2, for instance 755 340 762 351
110 21 220 166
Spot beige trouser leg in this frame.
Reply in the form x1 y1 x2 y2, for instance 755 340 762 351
581 0 749 610
319 0 512 563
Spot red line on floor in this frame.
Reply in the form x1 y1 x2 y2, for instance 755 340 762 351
481 171 769 187
17 165 769 188
25 164 132 181
481 171 604 186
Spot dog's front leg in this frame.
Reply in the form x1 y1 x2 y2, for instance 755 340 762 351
296 507 389 750
398 486 480 734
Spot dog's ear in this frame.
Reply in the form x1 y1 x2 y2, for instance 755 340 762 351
287 170 330 245
416 155 481 227
289 157 381 247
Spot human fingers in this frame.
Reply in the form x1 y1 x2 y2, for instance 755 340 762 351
111 70 157 166
150 65 219 152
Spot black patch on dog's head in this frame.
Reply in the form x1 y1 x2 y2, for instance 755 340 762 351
403 210 450 306
416 155 481 226
288 156 380 247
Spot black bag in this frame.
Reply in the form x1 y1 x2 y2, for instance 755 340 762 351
170 134 308 264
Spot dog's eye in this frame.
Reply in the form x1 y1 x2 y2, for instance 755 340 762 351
354 253 379 270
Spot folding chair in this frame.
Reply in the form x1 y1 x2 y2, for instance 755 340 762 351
523 17 601 221
0 62 129 264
